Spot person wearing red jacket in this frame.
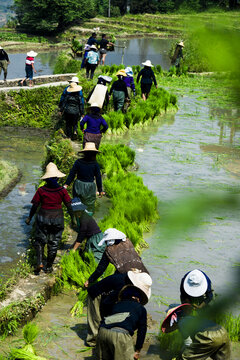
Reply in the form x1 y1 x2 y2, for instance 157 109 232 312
25 162 73 274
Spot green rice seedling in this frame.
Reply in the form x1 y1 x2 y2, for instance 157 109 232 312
136 65 141 73
158 329 183 356
70 290 88 317
132 65 136 74
123 111 133 128
155 64 163 74
216 313 240 342
9 348 48 360
23 323 39 345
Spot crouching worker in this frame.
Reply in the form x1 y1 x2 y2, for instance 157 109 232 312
70 197 106 261
96 278 151 360
84 228 149 287
161 269 231 360
25 163 73 274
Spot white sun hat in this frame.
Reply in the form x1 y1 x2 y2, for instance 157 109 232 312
90 44 98 50
41 162 66 180
142 60 153 67
178 41 185 47
98 228 126 247
27 50 38 57
69 76 79 83
183 269 208 297
127 269 152 304
125 67 133 76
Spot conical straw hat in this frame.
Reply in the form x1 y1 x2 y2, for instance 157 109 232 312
67 82 82 92
79 142 100 152
41 162 66 179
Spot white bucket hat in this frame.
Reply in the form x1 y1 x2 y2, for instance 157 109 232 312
98 228 126 247
27 50 38 57
183 269 208 297
127 269 152 304
125 67 133 76
79 142 100 153
84 44 91 51
69 76 79 83
41 162 66 180
142 60 153 67
98 75 112 83
90 44 98 50
67 82 82 92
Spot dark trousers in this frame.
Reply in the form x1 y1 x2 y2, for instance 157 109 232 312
64 112 79 139
86 63 97 79
35 213 64 268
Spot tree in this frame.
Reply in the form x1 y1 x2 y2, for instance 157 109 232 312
130 0 158 14
13 0 96 34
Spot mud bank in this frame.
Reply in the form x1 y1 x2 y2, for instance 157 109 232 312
0 169 22 199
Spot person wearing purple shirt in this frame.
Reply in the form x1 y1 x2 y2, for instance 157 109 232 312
124 67 136 98
80 103 108 149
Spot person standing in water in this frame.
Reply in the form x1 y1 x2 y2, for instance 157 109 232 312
171 40 184 67
137 60 157 101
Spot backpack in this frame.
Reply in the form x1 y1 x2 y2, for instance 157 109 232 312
64 93 80 115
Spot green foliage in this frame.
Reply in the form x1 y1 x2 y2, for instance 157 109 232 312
158 329 183 355
0 160 19 193
54 52 82 74
22 323 39 345
0 30 47 43
217 313 240 342
98 144 135 172
13 0 96 34
0 86 65 128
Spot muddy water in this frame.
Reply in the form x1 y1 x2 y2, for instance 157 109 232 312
0 128 48 277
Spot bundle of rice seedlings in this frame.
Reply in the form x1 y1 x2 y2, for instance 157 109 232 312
9 348 48 360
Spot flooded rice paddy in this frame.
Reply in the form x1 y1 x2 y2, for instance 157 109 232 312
0 81 240 358
6 38 172 79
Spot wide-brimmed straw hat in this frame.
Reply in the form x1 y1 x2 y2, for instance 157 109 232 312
69 76 79 83
27 50 38 57
127 269 152 305
116 70 127 77
41 162 66 180
142 60 153 67
67 82 82 92
161 303 192 333
178 41 185 47
79 142 100 153
98 228 126 247
90 44 98 50
183 269 208 297
125 67 133 76
118 281 150 306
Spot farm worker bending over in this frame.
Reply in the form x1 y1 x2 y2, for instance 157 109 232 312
84 228 149 288
161 269 230 360
80 103 108 149
70 198 105 261
86 270 152 348
87 75 112 110
25 163 74 274
137 60 157 101
171 40 184 68
124 67 136 98
64 142 103 213
96 279 151 360
109 70 129 112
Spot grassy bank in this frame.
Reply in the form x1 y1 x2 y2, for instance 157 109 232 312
0 160 20 197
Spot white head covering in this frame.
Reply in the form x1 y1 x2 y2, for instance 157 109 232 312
142 60 153 67
98 228 126 247
27 50 38 57
183 269 208 297
125 67 133 76
69 76 79 83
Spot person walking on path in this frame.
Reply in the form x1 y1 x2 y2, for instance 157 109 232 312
99 34 114 65
109 70 129 112
0 46 10 82
171 40 184 68
59 76 84 110
81 44 91 69
85 45 100 79
86 270 152 348
161 269 231 360
84 228 149 288
59 80 84 139
87 75 112 110
87 32 98 46
20 50 38 87
25 163 73 274
70 197 106 261
96 280 151 360
64 142 103 213
137 60 157 101
80 103 108 149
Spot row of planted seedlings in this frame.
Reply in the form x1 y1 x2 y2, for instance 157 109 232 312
0 130 158 343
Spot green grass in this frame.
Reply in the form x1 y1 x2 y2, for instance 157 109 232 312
0 160 19 193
